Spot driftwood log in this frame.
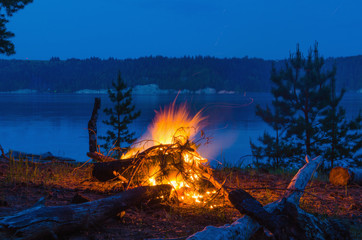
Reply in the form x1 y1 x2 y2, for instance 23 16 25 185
187 156 351 240
228 189 304 240
0 185 172 240
329 166 362 186
88 97 101 153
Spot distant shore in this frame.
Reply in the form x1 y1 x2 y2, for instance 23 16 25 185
1 84 361 95
0 84 237 95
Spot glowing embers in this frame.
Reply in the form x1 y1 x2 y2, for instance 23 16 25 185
116 100 223 205
141 142 212 204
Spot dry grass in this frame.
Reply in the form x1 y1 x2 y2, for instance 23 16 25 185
4 156 91 188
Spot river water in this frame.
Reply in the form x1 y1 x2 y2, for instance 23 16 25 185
0 92 360 166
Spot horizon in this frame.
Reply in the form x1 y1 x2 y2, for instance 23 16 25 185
2 53 362 62
2 0 362 60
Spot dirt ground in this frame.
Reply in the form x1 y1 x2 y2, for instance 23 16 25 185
0 158 361 240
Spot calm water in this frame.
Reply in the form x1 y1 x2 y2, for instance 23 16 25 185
0 92 361 166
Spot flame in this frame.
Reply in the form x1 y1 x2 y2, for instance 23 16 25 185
149 177 156 186
149 100 205 145
122 99 205 159
121 99 220 205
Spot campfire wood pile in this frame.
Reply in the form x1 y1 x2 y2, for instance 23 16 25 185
87 97 228 204
89 142 228 204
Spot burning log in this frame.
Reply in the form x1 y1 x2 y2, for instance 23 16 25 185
0 185 172 240
91 144 204 182
329 166 362 186
188 156 350 240
91 145 175 182
91 142 227 204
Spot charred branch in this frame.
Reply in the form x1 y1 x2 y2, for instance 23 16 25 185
88 97 101 153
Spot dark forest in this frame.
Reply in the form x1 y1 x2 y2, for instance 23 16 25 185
1 55 361 92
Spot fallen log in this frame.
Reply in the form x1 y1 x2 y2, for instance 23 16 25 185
329 166 362 186
187 156 351 240
0 184 172 240
228 189 304 240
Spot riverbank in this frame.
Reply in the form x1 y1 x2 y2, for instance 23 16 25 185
0 156 360 239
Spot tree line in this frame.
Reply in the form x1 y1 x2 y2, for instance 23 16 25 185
0 55 361 92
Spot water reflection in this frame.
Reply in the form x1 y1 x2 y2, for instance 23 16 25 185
0 92 360 166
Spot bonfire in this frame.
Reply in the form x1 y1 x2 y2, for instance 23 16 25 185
89 99 226 206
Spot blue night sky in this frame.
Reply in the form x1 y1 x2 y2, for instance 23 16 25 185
4 0 362 60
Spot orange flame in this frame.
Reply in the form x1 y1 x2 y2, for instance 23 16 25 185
122 99 205 159
149 100 205 145
121 99 217 205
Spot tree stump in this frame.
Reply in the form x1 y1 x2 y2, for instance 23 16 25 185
329 166 362 186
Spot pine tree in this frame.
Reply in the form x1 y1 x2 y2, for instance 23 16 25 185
319 73 362 168
282 43 333 157
0 1 33 55
99 72 140 158
250 65 299 168
252 43 335 167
